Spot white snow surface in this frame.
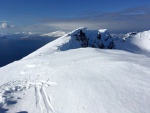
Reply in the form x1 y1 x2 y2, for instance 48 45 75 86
131 30 150 52
0 28 150 113
114 30 150 53
41 30 66 37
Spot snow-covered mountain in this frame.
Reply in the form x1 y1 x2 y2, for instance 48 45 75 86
41 27 114 50
114 30 150 53
23 27 115 59
16 32 36 35
65 27 114 49
0 28 150 113
0 33 56 40
41 30 66 38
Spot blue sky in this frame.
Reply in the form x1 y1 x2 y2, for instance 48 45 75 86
0 0 150 34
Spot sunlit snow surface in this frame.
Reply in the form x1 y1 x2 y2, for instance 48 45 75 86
114 30 150 54
0 28 150 113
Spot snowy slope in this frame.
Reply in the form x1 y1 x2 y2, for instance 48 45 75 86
25 27 114 59
131 30 150 52
114 30 150 53
41 31 66 38
0 28 150 113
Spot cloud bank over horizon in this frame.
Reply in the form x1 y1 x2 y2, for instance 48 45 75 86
37 6 150 33
0 5 150 34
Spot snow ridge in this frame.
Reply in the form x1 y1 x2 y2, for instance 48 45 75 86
53 27 115 51
22 27 115 59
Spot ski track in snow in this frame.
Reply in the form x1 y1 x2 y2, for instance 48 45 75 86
40 86 54 113
0 60 92 112
32 80 57 113
0 77 57 113
1 28 150 113
35 85 43 112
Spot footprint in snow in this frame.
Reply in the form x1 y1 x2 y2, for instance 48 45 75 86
0 79 57 113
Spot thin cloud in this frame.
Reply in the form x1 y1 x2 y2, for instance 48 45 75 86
0 23 15 29
19 6 150 34
33 6 149 33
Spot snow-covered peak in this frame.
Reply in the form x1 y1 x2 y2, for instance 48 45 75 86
68 27 88 35
28 32 35 35
57 27 115 51
98 29 108 33
22 31 36 35
23 27 115 59
41 30 66 37
131 30 150 52
114 30 150 53
13 32 39 36
69 27 108 36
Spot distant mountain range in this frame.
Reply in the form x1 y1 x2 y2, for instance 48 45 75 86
1 29 150 54
0 31 66 40
41 30 66 37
